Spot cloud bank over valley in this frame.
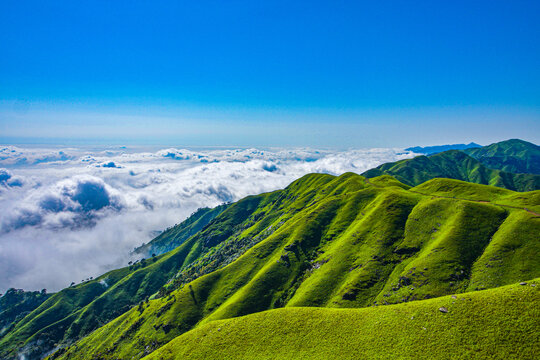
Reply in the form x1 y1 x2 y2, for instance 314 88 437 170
0 145 415 292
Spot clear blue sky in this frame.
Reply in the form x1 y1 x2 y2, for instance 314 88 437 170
1 0 539 148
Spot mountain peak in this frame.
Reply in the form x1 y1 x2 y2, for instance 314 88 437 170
464 138 540 174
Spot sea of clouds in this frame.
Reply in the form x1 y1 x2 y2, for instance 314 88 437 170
0 145 416 293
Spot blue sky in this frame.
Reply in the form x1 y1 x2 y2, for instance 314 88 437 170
1 0 539 147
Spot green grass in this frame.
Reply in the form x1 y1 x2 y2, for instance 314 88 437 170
362 148 540 191
0 197 262 359
145 279 540 360
464 139 540 175
412 178 540 213
44 174 540 360
135 204 229 257
0 289 51 338
468 211 540 291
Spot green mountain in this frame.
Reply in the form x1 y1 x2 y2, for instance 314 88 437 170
0 197 261 359
0 289 50 338
8 173 531 360
135 204 229 257
146 279 539 360
464 138 540 174
362 150 540 191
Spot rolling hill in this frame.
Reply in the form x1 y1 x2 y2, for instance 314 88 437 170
23 173 537 360
362 149 540 191
463 139 540 174
145 279 539 360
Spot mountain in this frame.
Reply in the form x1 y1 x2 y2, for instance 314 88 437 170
0 204 230 359
135 204 229 257
463 139 540 174
362 150 540 191
0 197 262 359
0 289 50 338
405 142 481 155
146 279 539 360
9 173 532 360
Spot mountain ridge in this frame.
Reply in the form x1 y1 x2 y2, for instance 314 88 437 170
33 174 539 360
363 148 540 191
1 139 539 359
464 138 540 174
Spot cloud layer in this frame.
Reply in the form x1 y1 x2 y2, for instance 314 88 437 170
0 145 415 293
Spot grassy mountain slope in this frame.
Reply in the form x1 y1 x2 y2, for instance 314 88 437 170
362 150 540 191
135 204 229 257
146 279 540 360
0 198 260 359
48 174 540 360
464 139 540 174
0 289 51 338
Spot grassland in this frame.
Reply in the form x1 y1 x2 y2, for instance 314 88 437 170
146 279 540 360
3 139 539 359
362 149 540 191
464 139 540 175
42 174 539 360
135 204 229 257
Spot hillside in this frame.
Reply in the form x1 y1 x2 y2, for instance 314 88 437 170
135 204 229 257
0 199 256 359
362 150 540 191
39 174 540 360
0 289 50 338
464 139 540 174
146 279 540 360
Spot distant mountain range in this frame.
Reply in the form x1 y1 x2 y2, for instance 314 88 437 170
0 139 539 360
365 139 540 191
405 142 481 155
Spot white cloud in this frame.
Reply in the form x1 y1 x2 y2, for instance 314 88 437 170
0 145 415 292
0 146 77 166
1 175 124 233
